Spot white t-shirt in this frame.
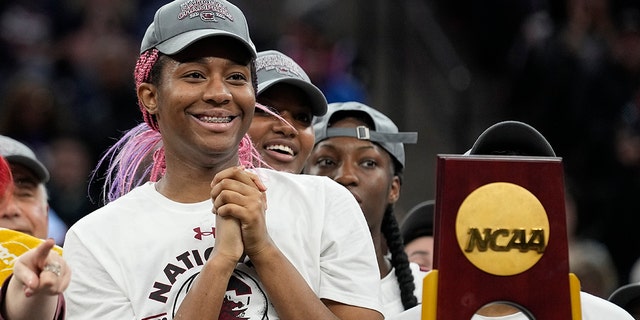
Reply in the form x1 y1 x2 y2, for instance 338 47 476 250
388 290 634 319
63 169 382 319
381 262 429 318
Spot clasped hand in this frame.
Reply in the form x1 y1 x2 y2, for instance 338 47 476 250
210 166 270 263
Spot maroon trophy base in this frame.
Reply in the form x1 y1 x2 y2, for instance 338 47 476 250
426 154 577 319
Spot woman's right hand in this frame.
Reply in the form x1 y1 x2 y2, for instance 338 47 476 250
210 170 245 265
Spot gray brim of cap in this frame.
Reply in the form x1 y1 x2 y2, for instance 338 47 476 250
609 283 640 308
4 155 49 183
152 29 256 57
258 78 327 116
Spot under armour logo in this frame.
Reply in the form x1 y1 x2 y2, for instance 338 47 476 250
193 227 215 240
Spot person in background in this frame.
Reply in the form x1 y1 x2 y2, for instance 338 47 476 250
45 135 98 229
248 49 327 173
305 101 423 318
63 1 383 319
0 135 66 245
0 135 67 246
0 152 69 319
400 200 435 271
565 179 619 299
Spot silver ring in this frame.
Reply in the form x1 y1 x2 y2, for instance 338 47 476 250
43 263 62 277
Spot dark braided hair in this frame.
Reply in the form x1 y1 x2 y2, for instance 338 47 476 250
382 203 419 310
386 130 419 310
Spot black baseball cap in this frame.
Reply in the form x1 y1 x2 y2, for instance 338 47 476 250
609 282 640 310
466 120 555 157
400 200 435 244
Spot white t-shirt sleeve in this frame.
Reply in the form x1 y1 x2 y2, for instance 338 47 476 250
64 228 136 319
316 178 382 312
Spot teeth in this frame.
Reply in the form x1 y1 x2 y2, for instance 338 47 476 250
266 144 294 156
199 116 232 123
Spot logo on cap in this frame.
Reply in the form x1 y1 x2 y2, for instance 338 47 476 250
178 0 234 22
455 182 549 276
256 54 306 80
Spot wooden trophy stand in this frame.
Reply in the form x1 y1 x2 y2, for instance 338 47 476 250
421 155 581 320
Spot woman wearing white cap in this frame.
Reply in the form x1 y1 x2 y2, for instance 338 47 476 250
63 1 383 319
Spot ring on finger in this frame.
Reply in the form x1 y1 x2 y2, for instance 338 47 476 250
43 263 62 277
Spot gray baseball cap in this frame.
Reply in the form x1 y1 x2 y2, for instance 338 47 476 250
256 50 327 116
466 120 556 157
0 135 49 183
313 101 418 168
140 0 256 57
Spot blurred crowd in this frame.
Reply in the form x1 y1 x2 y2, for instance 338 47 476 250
0 0 640 300
0 0 154 228
498 0 640 288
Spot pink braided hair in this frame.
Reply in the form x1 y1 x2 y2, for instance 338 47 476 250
134 49 160 131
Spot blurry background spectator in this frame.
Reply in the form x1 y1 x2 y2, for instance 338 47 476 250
400 200 435 271
43 135 99 228
566 179 619 299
